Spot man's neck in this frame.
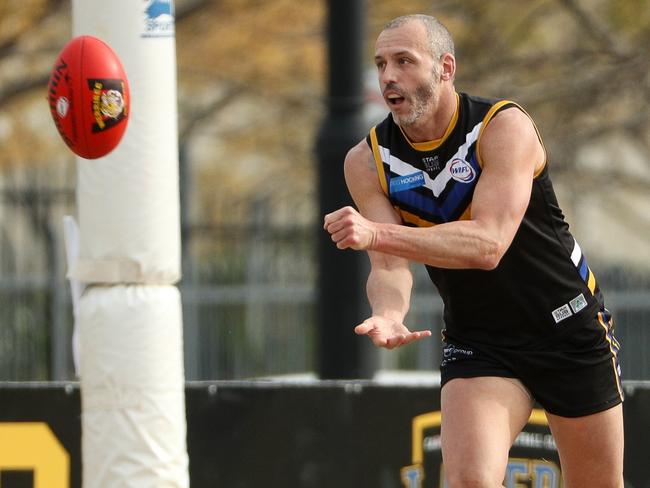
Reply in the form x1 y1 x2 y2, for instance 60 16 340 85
400 88 457 143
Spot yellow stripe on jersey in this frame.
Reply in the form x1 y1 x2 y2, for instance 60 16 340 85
369 127 388 195
476 100 513 159
399 208 436 227
399 203 471 227
587 268 597 294
458 204 472 221
475 100 548 178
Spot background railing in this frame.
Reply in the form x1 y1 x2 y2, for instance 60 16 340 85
2 169 649 381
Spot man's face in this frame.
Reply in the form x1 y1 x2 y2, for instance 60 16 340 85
374 21 441 127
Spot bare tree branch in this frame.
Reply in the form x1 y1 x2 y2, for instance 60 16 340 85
557 0 632 59
0 74 50 107
176 0 214 23
0 0 67 59
179 86 243 142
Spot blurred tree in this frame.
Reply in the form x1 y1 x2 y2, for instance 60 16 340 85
0 0 648 259
1 0 649 380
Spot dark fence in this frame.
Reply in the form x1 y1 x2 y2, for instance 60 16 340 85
0 381 648 488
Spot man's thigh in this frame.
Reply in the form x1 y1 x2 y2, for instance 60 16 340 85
441 376 534 487
546 404 624 488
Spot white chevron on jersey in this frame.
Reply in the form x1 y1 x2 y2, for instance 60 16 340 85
570 238 582 266
378 121 483 197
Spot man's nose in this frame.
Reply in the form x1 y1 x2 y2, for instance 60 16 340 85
379 62 398 86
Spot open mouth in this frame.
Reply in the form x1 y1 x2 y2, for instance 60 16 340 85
386 94 405 106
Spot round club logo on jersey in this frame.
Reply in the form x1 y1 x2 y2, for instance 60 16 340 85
449 158 476 183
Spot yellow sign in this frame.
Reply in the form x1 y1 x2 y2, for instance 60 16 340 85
0 422 69 488
401 409 561 488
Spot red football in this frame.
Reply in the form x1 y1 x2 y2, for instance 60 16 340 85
47 35 130 159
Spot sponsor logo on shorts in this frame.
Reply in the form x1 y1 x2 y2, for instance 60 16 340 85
441 343 474 367
552 303 573 324
569 293 587 314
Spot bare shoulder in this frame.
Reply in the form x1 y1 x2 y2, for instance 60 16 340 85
344 139 375 176
479 107 544 172
343 139 400 224
344 139 381 195
483 107 538 144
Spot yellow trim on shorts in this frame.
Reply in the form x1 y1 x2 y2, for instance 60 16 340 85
597 312 624 401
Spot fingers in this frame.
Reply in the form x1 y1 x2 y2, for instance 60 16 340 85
324 206 374 251
330 230 355 250
324 207 352 249
397 330 432 347
323 206 356 230
355 320 432 349
355 320 390 348
385 331 428 349
354 321 374 335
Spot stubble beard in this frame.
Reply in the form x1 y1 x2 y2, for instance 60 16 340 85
394 76 440 128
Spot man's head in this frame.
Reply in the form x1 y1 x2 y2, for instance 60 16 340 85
375 14 456 128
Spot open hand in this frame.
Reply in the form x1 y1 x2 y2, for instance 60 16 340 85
355 316 431 349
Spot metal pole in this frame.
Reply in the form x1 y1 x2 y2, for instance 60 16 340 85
179 142 199 380
49 222 68 380
316 0 376 379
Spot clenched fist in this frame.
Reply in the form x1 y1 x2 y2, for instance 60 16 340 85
323 206 378 250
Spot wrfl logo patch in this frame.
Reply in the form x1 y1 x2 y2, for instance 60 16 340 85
449 158 476 183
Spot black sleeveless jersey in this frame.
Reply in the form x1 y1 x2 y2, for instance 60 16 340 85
367 92 606 348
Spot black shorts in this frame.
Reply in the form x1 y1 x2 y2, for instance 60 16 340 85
440 310 624 417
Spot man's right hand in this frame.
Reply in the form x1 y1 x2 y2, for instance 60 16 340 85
354 316 431 349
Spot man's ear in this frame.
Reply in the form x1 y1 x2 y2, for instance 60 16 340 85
440 53 456 81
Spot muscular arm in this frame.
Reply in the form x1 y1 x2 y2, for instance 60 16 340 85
344 141 412 323
325 108 545 270
334 140 431 348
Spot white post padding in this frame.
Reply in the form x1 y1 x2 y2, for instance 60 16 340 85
79 285 188 487
70 0 180 285
62 215 84 375
69 1 188 487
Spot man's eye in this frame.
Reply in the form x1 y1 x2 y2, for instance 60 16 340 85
399 58 410 65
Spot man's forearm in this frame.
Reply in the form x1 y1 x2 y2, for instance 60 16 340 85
371 220 502 270
366 265 413 322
